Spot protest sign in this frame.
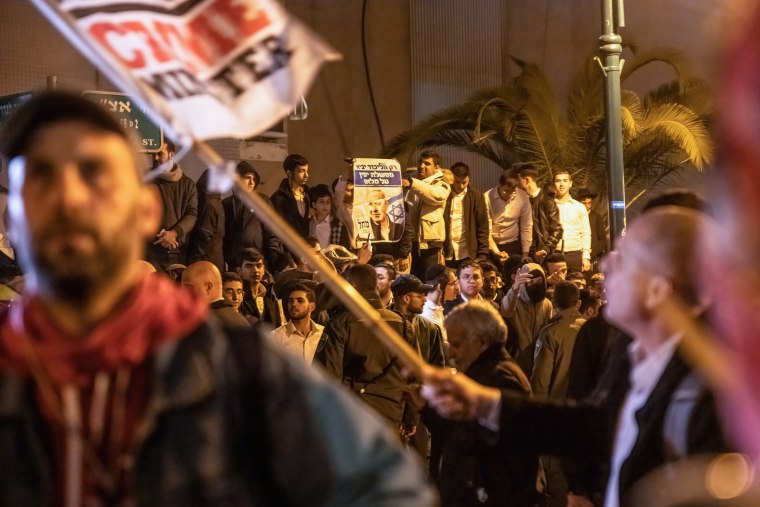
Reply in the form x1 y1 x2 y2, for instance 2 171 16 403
352 158 405 243
32 0 338 141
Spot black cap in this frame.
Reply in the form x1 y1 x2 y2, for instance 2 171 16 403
391 274 433 296
424 264 446 283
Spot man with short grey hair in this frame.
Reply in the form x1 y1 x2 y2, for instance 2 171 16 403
423 300 539 506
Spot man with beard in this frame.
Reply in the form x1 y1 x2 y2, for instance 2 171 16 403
271 284 324 363
443 260 484 315
145 140 197 270
375 262 396 309
500 263 554 376
181 261 249 328
0 92 434 506
403 150 451 279
391 274 445 369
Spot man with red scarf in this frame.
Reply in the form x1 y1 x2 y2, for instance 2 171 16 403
0 92 435 507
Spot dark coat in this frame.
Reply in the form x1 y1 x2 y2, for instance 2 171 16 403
222 193 292 271
146 169 198 269
425 345 540 507
270 178 311 238
588 210 607 260
0 320 436 506
371 209 416 260
187 172 225 272
370 219 405 243
443 187 490 261
239 282 282 328
497 342 729 505
528 190 563 255
316 291 414 426
443 294 466 316
566 308 617 402
209 299 251 328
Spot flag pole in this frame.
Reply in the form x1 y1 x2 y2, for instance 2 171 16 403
193 141 429 375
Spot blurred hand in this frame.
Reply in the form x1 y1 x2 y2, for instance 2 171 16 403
534 250 547 263
154 229 179 249
420 366 501 421
582 258 592 272
397 258 410 273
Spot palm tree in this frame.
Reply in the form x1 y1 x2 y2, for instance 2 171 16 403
382 46 713 207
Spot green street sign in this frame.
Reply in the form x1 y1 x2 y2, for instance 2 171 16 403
83 91 163 153
0 92 33 129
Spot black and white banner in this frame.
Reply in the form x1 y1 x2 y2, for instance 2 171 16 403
32 0 338 141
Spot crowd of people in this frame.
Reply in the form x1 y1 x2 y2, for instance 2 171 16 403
0 90 738 507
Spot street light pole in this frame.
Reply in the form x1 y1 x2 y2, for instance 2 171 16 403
600 0 626 247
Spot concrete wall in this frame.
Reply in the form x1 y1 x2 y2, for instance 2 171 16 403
0 0 731 195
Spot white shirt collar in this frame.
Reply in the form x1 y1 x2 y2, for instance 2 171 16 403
627 334 682 391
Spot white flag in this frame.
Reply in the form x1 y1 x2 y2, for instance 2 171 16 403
31 0 338 141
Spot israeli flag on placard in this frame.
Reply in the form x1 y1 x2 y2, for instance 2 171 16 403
388 194 405 224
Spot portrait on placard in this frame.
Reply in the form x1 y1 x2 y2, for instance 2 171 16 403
352 158 405 243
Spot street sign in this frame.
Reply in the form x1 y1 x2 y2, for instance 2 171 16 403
83 91 163 152
0 92 33 129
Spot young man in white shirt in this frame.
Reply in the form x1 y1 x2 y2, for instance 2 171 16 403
484 171 533 262
553 169 591 273
270 283 325 363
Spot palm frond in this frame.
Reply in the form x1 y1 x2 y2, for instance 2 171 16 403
640 103 713 170
620 47 692 90
621 90 643 140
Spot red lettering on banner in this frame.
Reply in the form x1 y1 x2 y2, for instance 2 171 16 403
211 0 271 39
153 21 212 69
121 21 171 63
89 22 147 69
87 0 273 72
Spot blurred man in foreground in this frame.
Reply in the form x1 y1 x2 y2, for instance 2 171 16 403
0 92 435 506
421 207 728 507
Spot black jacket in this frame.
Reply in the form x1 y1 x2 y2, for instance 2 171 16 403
497 341 729 506
187 171 225 272
443 187 490 261
317 291 414 426
588 210 607 260
425 345 540 506
0 320 436 506
222 193 292 271
270 178 310 238
239 282 282 328
209 299 251 328
529 190 563 254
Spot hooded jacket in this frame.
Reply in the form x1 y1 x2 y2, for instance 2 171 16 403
500 263 554 375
